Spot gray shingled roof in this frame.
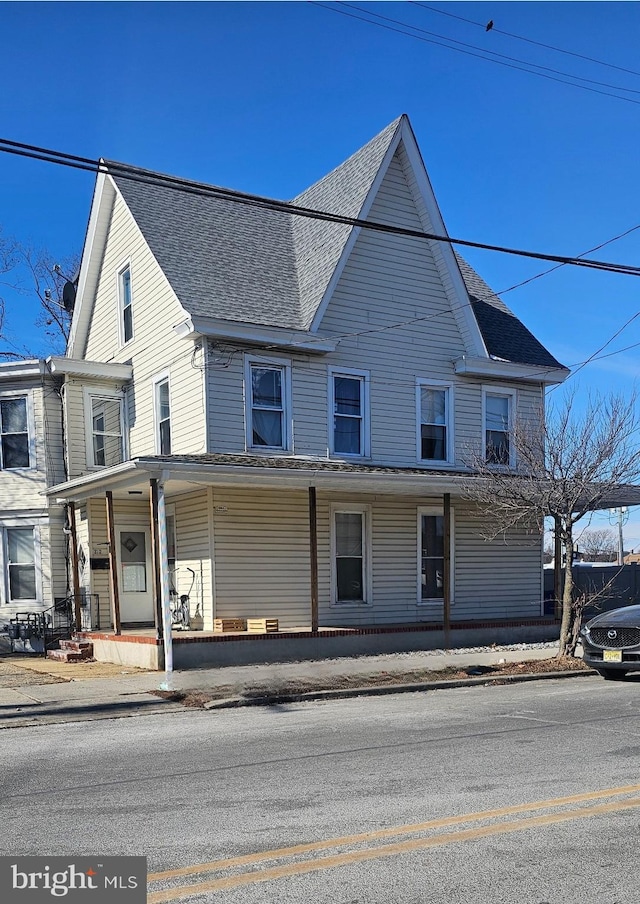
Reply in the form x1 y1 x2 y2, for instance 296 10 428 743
455 253 566 369
107 117 565 370
292 117 402 327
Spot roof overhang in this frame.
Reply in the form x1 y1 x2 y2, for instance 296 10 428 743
47 356 133 381
0 359 47 380
47 457 479 503
454 355 570 385
173 315 338 354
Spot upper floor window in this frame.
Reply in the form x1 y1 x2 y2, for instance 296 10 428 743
245 356 291 451
119 266 133 345
417 382 451 463
5 527 37 602
484 389 515 466
0 396 31 469
329 369 369 457
87 394 124 468
154 377 171 455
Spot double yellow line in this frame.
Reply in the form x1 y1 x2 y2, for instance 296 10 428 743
148 783 640 902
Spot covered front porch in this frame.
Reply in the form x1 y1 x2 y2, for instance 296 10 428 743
49 454 552 671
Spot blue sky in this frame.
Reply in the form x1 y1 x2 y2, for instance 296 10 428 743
2 0 640 544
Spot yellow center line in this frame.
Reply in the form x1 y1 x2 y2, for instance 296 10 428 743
149 782 640 882
148 796 640 903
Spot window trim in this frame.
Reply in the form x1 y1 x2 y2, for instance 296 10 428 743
415 379 453 465
117 262 134 348
417 505 454 606
482 386 517 467
83 389 126 469
330 503 372 607
328 366 370 458
1 524 41 605
244 354 292 453
0 390 35 471
152 372 172 456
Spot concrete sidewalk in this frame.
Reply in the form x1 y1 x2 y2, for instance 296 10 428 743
0 642 591 728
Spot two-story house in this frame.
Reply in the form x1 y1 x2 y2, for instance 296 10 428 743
0 359 67 629
47 115 569 667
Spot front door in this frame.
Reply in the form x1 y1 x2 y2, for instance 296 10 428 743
116 527 155 624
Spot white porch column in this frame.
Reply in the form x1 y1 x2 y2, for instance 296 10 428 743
157 477 174 688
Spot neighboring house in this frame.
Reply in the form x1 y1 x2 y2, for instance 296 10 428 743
0 359 67 625
47 114 569 641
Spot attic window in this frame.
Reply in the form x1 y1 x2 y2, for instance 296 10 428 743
119 266 133 345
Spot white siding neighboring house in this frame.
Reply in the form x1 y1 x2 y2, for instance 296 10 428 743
0 360 67 627
47 115 569 653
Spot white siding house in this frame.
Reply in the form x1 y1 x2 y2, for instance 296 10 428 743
0 360 68 627
47 115 569 659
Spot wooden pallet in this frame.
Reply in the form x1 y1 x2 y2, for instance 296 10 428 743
247 618 279 634
214 618 247 633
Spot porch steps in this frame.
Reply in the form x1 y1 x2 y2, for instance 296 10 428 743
46 639 94 663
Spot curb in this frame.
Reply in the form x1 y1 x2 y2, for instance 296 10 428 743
202 668 597 710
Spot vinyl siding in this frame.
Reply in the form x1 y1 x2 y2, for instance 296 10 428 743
453 501 543 619
0 382 49 510
211 487 311 628
204 489 543 628
173 491 212 627
82 191 205 459
205 149 545 464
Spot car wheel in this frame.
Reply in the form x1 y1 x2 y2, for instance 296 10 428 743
597 668 629 681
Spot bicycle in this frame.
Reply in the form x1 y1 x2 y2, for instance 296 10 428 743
170 567 196 630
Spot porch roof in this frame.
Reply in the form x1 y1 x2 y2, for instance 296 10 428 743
48 453 478 501
47 453 640 512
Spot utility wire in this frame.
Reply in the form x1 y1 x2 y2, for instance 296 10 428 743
412 3 640 80
312 2 640 106
2 137 640 278
338 2 640 96
3 136 640 387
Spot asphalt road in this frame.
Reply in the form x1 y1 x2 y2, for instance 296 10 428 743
1 674 639 903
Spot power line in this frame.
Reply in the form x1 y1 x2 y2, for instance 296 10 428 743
311 2 640 106
337 2 640 97
2 136 640 279
412 3 640 80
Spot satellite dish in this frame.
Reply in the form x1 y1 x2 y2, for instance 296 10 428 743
62 281 76 313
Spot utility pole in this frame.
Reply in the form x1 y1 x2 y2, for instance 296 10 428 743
609 507 629 565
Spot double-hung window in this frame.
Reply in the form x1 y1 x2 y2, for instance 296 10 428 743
5 527 37 602
484 389 515 466
246 356 291 451
87 394 125 468
329 369 369 457
154 377 171 455
417 382 451 463
0 396 31 469
418 509 446 603
331 506 370 605
119 265 133 345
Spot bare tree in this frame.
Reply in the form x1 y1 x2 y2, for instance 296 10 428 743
463 389 640 657
0 227 19 346
19 247 78 354
0 232 78 356
577 527 617 562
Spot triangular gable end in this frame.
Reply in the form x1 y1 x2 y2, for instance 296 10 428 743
67 168 114 359
309 116 488 359
68 167 190 360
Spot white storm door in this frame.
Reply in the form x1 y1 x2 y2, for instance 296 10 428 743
116 527 154 623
